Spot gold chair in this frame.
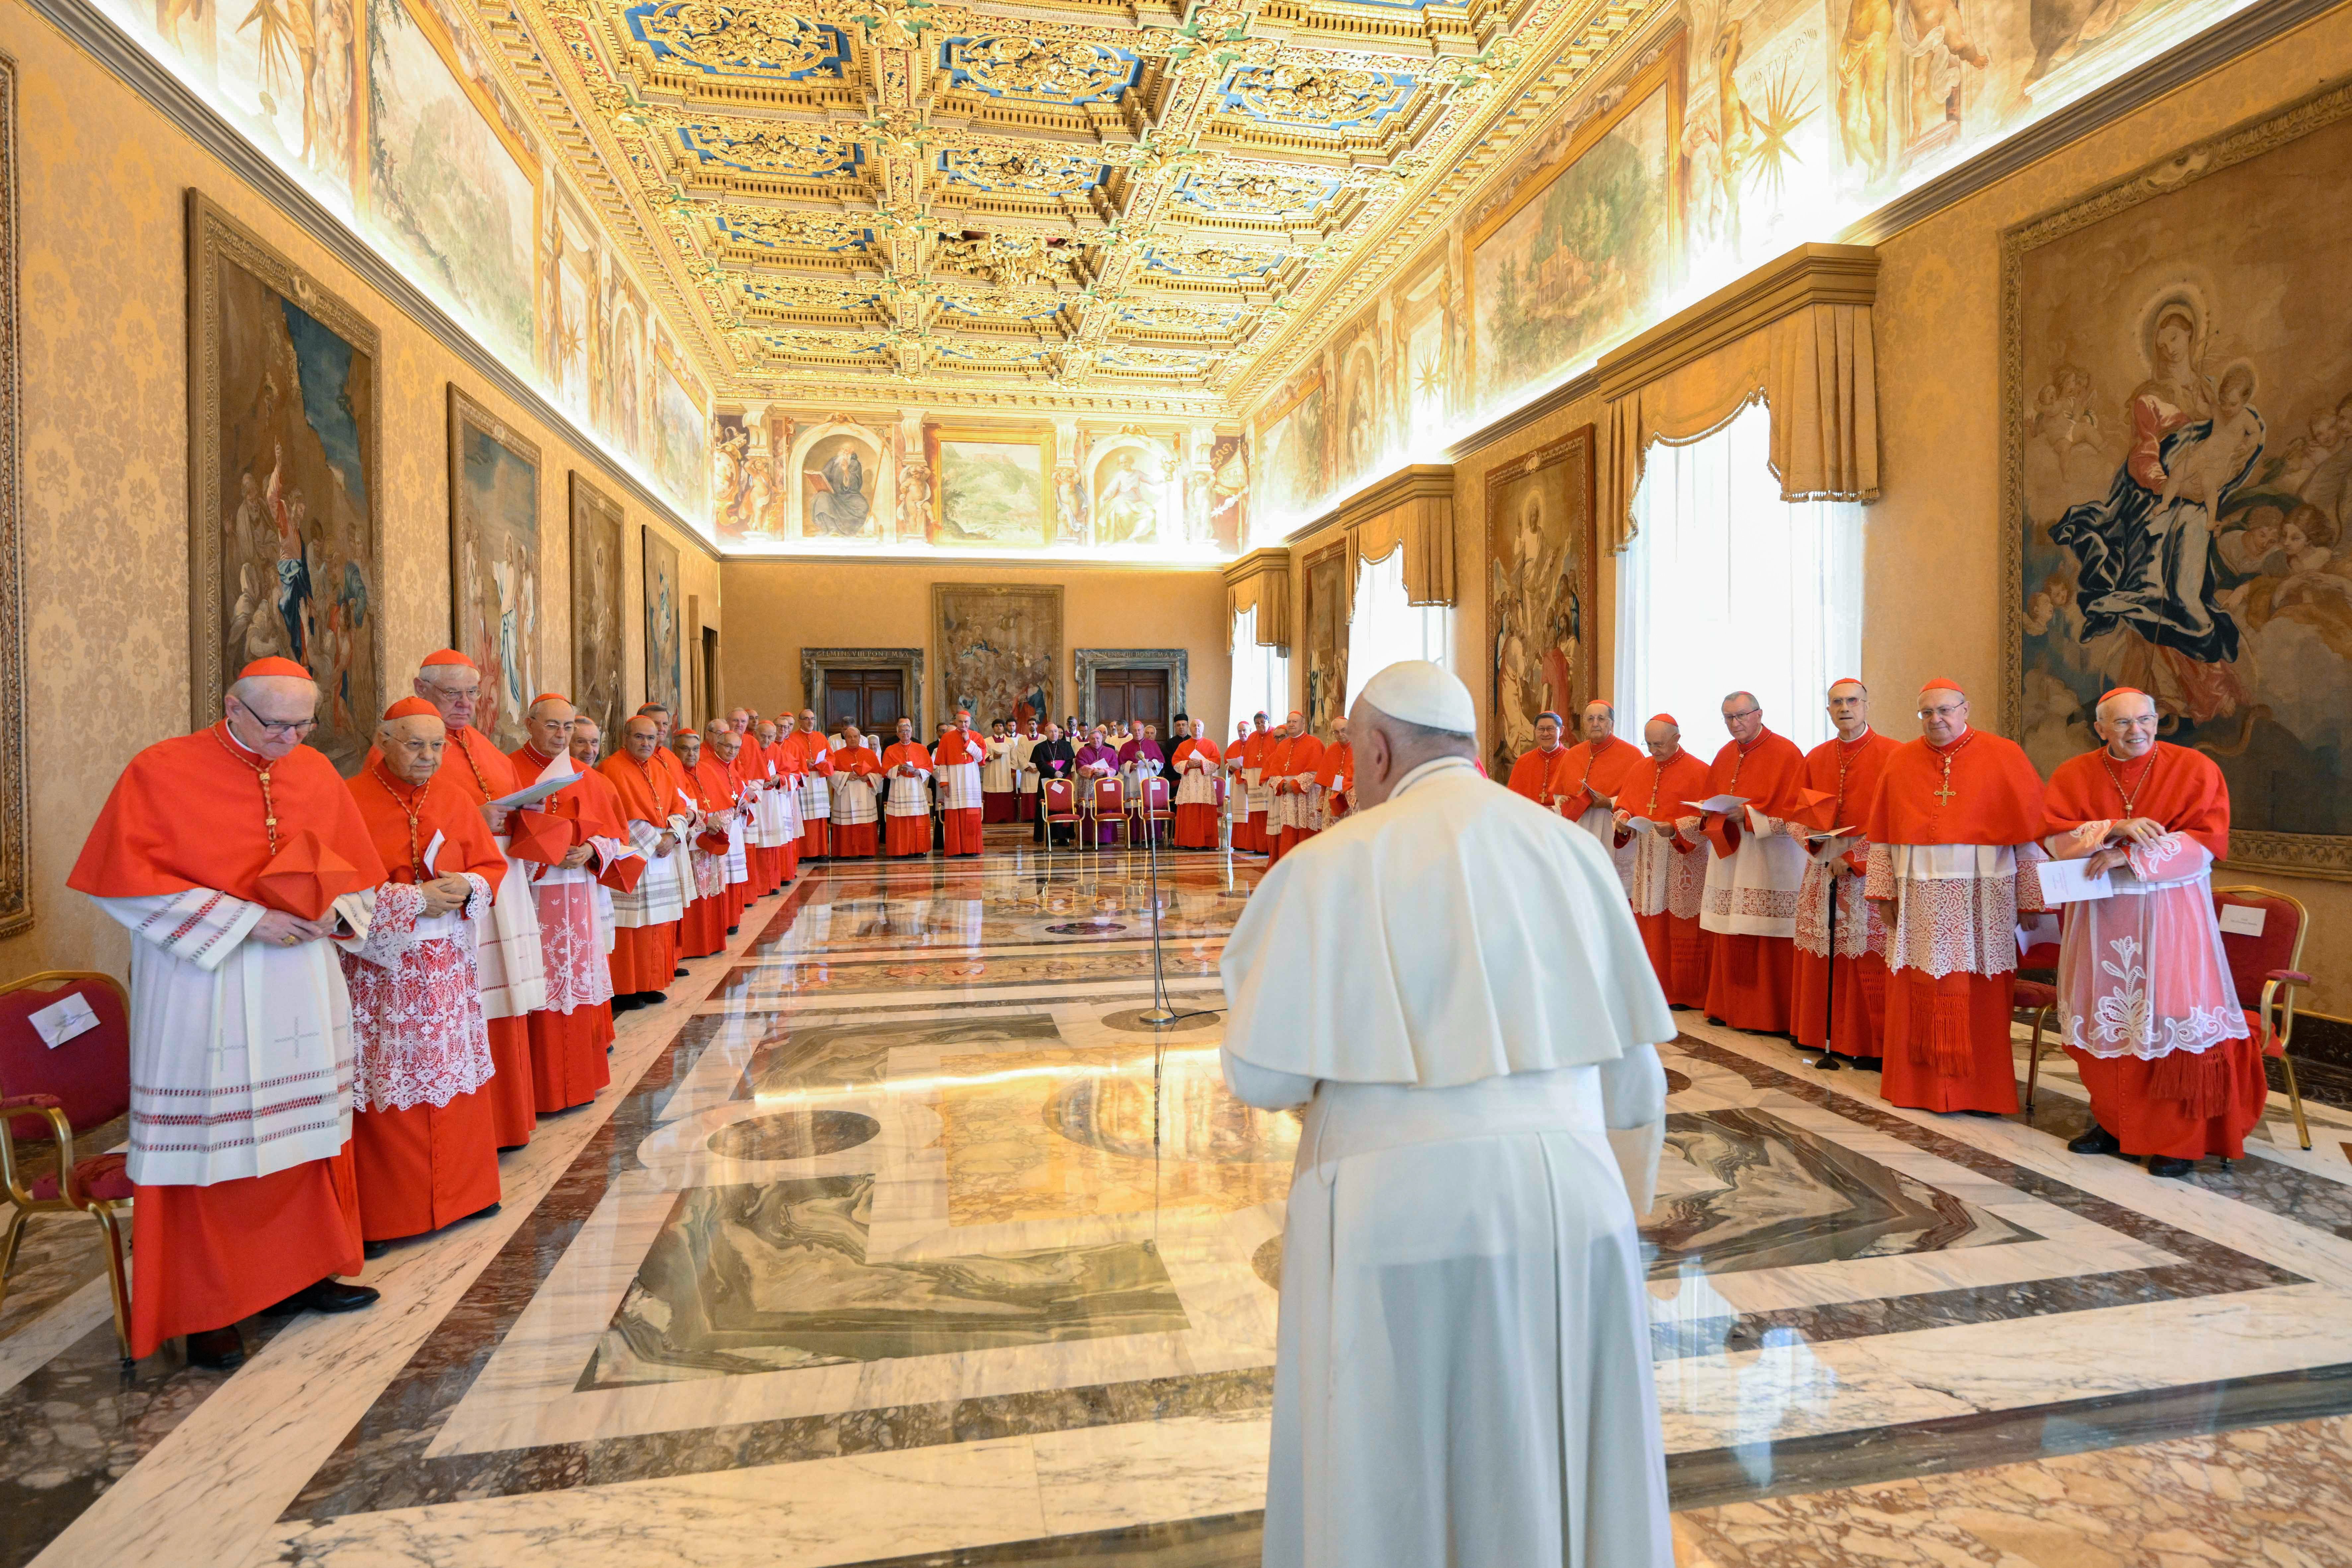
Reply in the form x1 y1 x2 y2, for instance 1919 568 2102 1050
2214 885 2314 1151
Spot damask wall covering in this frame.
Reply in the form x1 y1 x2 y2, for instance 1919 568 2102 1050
0 2 719 980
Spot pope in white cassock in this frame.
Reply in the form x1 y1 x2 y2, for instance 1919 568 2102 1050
1219 660 1675 1568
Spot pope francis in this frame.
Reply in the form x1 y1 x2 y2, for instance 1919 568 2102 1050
1220 660 1674 1568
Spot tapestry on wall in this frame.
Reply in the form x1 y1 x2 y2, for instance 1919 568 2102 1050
934 583 1058 727
1302 544 1348 739
187 189 383 779
1486 426 1597 780
447 386 541 753
2007 81 2352 878
569 473 626 746
643 526 682 719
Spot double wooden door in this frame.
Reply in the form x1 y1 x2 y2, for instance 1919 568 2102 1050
1093 669 1169 732
823 669 905 735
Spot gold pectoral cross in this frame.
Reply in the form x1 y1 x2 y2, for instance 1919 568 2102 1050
1934 760 1958 806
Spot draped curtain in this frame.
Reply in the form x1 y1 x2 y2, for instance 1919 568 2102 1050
1347 545 1455 709
1613 400 1863 753
1225 549 1293 649
1228 607 1291 731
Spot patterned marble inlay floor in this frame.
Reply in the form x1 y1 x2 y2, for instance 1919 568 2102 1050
12 846 2352 1568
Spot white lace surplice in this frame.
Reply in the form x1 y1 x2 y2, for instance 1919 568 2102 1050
99 889 355 1187
338 877 497 1113
1794 836 1885 960
1865 842 2047 979
1628 826 1705 921
831 772 879 827
938 757 983 811
471 837 549 1019
1699 817 1809 938
531 857 617 1014
610 817 688 927
2052 833 2249 1061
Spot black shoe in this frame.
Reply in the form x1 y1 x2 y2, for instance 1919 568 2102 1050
271 1278 381 1314
727 925 739 935
2148 1155 2196 1179
362 1238 391 1260
674 968 691 978
2068 1123 2123 1157
642 991 667 1006
610 995 643 1013
185 1325 245 1370
466 1201 501 1224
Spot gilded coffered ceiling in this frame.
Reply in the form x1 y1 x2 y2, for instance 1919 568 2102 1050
498 0 1665 416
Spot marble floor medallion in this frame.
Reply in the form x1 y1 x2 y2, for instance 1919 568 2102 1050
705 1109 881 1161
582 1175 1192 1389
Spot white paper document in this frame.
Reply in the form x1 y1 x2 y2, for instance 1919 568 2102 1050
422 830 446 875
2218 904 2268 936
2035 858 2115 905
1626 816 1656 836
1685 794 1748 815
2015 912 2064 956
488 772 586 812
29 992 101 1049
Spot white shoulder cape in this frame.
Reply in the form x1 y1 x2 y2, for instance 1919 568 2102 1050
1221 756 1675 1087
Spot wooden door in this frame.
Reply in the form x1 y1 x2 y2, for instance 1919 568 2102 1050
1094 669 1169 732
823 669 905 734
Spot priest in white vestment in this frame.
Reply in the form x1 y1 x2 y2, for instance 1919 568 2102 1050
1220 660 1674 1568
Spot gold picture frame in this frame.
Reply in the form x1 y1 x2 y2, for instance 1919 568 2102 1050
926 424 1055 549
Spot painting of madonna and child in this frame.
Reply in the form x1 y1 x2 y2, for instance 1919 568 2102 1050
2013 90 2352 852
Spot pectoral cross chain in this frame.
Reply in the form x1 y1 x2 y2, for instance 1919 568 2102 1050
1933 759 1958 806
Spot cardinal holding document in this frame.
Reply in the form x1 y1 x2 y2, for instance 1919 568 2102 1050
1220 660 1673 1568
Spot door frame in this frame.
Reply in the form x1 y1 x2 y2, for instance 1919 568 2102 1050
802 646 926 737
1074 648 1188 728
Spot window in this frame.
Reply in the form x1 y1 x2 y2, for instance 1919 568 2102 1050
1615 400 1863 752
1228 606 1290 735
1346 548 1454 709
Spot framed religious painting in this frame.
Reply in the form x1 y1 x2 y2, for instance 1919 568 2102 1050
643 525 682 719
569 472 626 746
1484 426 1596 781
186 189 385 779
2003 79 2352 880
926 425 1053 549
447 385 542 754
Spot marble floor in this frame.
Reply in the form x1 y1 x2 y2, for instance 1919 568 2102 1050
9 831 2352 1567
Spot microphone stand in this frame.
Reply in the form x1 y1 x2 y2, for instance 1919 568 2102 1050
1139 778 1213 1028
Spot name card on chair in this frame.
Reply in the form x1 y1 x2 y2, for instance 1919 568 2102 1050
2219 904 2268 936
29 992 101 1049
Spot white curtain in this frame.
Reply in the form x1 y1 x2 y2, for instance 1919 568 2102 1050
1614 400 1863 754
1347 549 1455 710
1228 606 1290 734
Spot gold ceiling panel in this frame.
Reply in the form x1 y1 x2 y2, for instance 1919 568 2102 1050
500 0 1667 412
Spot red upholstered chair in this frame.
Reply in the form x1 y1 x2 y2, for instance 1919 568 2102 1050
2015 940 2063 1113
1041 779 1081 865
2215 885 2314 1150
1090 778 1129 850
1138 777 1174 846
1 971 135 1360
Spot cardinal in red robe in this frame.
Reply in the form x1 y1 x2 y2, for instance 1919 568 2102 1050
2043 688 2260 1173
934 711 988 856
342 699 506 1247
510 695 621 1113
1865 680 2049 1114
598 717 688 1003
1698 694 1811 1034
1170 720 1225 848
829 728 885 858
69 658 381 1368
412 649 544 1149
1792 680 1903 1064
879 719 935 858
675 730 737 958
1615 715 1711 1008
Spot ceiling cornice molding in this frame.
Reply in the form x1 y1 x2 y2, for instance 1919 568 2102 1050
24 0 722 562
1286 460 1454 543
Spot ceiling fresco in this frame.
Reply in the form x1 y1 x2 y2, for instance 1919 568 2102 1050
519 0 1671 415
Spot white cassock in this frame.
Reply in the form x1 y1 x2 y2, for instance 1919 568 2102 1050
1220 755 1674 1568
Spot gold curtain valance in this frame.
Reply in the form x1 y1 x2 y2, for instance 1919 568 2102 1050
1598 243 1880 554
1224 547 1293 649
1328 464 1456 610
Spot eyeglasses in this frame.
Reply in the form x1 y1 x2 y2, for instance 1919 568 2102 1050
1722 708 1760 722
232 697 319 738
1917 703 1968 720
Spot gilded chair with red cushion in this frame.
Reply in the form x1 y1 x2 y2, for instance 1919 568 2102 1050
1 971 135 1361
1041 779 1080 864
2015 939 2063 1112
1089 777 1129 850
2214 885 2313 1151
1135 777 1174 847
